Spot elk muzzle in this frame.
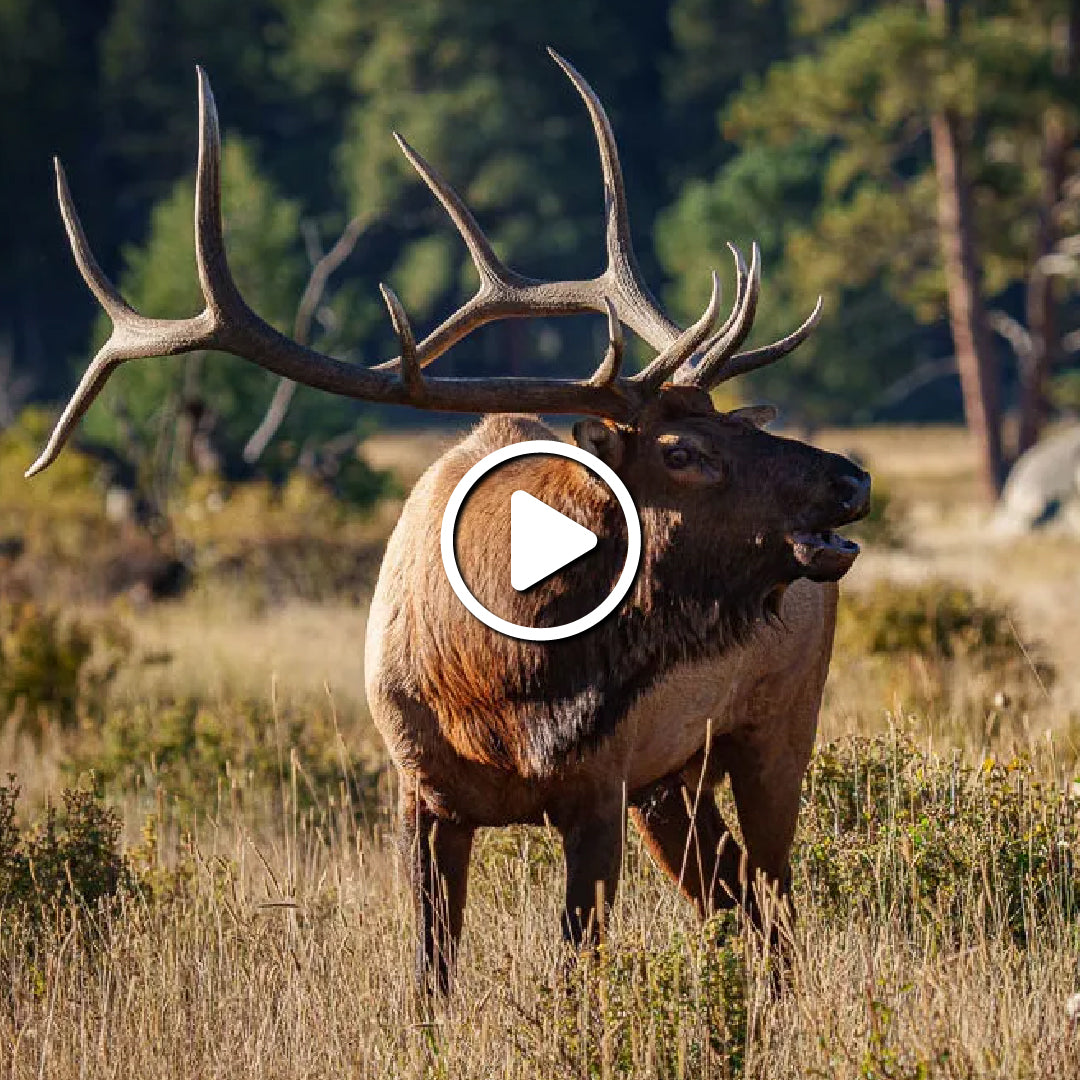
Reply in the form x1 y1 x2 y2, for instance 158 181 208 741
786 462 871 581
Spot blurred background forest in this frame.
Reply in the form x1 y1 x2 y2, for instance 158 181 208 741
9 7 1080 1074
4 0 1080 506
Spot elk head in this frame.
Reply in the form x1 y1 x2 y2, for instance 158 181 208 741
574 384 869 600
27 50 869 601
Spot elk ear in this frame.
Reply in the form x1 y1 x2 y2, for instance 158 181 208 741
573 419 625 469
729 404 779 428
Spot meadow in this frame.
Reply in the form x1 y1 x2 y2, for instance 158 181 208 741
2 420 1080 1078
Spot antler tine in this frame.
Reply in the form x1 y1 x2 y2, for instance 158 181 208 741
27 68 251 477
632 270 722 390
712 242 760 357
371 129 619 378
53 160 134 322
194 66 246 320
368 134 518 376
25 341 123 478
391 134 520 294
662 246 747 392
678 243 761 388
587 298 624 387
547 51 631 276
26 153 220 478
373 51 679 375
706 297 824 386
379 284 424 395
548 49 678 350
711 243 750 344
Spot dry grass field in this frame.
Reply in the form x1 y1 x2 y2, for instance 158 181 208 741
3 422 1080 1078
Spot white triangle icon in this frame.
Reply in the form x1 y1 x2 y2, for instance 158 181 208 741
510 489 598 592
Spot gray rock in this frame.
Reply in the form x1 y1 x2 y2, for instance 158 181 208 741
994 426 1080 534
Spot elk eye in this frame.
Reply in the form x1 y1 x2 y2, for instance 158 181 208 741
664 446 694 470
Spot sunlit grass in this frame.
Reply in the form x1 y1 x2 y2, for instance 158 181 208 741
2 727 1079 1077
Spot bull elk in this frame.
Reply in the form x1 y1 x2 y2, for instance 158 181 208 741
29 51 870 990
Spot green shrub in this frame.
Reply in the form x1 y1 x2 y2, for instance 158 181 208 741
69 697 382 820
0 601 130 733
797 731 1079 942
4 406 395 606
1048 370 1080 412
0 777 198 942
0 775 128 923
838 582 1023 659
0 409 110 546
549 914 747 1077
174 473 391 602
833 582 1054 725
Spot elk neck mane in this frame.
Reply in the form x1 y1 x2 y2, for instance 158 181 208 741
408 415 780 778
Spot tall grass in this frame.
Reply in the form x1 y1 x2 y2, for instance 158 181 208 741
2 727 1078 1078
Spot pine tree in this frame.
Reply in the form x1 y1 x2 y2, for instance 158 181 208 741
672 0 1080 497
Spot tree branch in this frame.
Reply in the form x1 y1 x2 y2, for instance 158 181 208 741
243 214 369 464
988 309 1034 365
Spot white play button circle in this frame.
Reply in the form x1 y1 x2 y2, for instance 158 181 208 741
509 490 598 592
440 440 641 642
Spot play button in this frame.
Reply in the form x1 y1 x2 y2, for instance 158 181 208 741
440 440 641 642
509 490 597 591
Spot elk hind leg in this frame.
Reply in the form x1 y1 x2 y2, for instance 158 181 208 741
629 772 745 920
402 794 474 993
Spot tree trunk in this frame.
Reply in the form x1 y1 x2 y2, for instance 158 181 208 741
1017 5 1079 456
1020 128 1065 456
927 0 1004 500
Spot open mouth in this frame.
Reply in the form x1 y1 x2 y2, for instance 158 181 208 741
787 528 861 580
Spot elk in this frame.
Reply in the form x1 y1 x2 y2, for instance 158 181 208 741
29 52 870 990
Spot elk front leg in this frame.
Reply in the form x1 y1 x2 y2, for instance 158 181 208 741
401 793 474 993
629 772 745 919
557 806 624 949
725 735 809 940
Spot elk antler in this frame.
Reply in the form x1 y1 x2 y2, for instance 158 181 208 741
669 243 824 391
28 52 820 478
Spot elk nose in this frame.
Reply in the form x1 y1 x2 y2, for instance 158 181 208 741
835 470 871 517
